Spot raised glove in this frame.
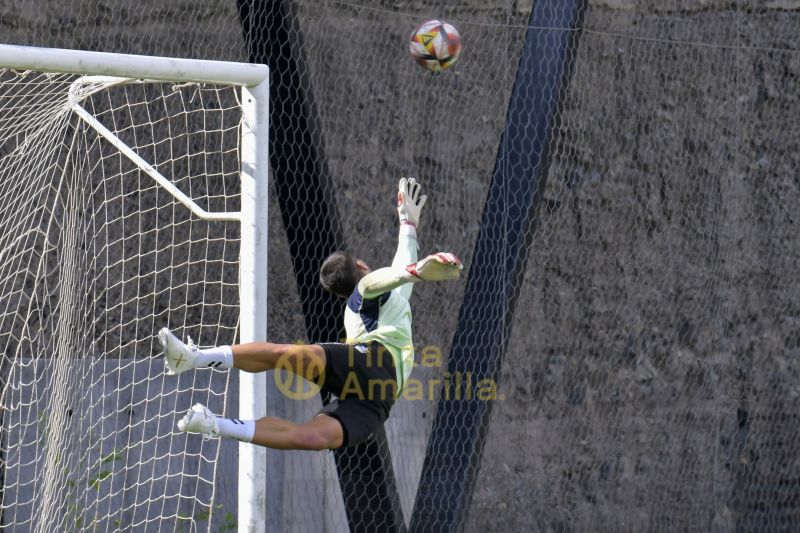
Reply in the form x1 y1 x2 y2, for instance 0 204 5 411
397 177 427 228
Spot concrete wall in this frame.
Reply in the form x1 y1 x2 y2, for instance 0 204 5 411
4 358 232 531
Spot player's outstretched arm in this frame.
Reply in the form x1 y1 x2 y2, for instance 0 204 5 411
392 177 426 299
359 252 463 299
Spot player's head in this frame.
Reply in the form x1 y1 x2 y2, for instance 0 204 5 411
319 251 370 298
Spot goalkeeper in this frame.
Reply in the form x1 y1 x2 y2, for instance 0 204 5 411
159 178 462 450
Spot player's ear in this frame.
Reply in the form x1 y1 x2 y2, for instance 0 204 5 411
355 259 369 272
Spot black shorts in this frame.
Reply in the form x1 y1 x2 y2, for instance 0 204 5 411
317 341 397 447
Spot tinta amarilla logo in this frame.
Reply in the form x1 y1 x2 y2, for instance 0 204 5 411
273 343 325 401
273 342 504 402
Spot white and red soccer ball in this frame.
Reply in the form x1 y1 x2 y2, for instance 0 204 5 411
408 19 462 72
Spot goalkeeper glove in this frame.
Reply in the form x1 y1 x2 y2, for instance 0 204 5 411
406 253 463 281
397 177 427 228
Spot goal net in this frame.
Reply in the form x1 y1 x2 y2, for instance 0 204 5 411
0 67 248 531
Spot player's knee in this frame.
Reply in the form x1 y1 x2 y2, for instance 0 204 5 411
291 428 336 451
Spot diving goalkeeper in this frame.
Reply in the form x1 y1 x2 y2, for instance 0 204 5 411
158 178 462 450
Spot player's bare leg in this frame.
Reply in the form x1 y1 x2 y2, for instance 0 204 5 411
251 413 343 450
232 342 326 380
164 331 336 448
159 327 325 381
178 404 343 450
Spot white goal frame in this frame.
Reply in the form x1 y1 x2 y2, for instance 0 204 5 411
0 44 270 533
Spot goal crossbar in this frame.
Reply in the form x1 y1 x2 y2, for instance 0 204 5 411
0 43 268 86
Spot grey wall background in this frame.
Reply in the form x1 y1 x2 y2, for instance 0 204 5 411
0 0 799 531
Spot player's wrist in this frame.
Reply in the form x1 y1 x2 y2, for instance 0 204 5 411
404 263 422 280
398 213 419 227
399 223 418 238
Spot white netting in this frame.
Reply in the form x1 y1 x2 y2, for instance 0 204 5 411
0 71 242 531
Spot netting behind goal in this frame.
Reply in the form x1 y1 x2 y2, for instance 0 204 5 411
0 71 242 531
266 2 800 531
471 3 800 532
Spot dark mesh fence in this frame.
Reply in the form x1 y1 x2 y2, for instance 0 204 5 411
0 1 798 532
473 3 800 532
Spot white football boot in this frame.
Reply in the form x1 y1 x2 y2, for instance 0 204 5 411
177 403 219 439
159 327 198 375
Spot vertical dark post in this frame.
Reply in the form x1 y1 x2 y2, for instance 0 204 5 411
236 2 404 531
236 0 345 339
410 1 587 531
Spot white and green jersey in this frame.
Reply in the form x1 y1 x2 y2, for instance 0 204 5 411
343 229 417 393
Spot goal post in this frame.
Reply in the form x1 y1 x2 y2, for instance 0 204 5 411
0 44 268 532
238 73 270 533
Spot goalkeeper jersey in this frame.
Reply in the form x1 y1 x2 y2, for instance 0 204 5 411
343 231 417 394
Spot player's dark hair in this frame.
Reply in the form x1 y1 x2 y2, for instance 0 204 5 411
319 251 363 299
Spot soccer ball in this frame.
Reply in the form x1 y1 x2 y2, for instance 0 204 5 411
408 19 462 72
